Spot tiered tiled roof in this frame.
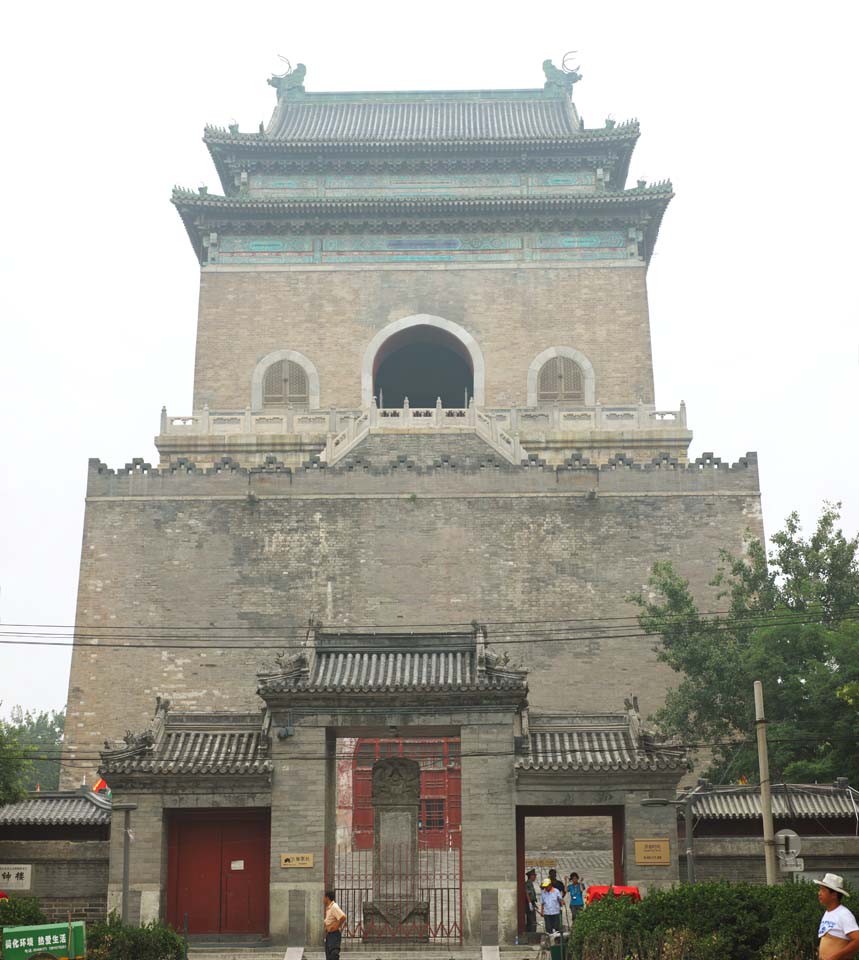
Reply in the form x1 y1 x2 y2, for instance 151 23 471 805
516 709 687 773
0 790 111 827
99 701 272 779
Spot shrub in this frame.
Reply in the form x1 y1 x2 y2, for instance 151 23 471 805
569 880 824 960
86 912 185 960
0 893 47 928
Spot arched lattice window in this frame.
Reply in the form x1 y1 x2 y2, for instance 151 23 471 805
537 355 585 403
262 359 309 408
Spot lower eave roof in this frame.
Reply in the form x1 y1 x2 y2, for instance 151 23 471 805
172 187 672 216
203 125 640 153
0 790 112 827
692 784 859 820
516 726 686 773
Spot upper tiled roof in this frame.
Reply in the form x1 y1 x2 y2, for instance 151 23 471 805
516 710 687 773
0 790 111 827
691 783 859 820
257 628 528 696
100 702 272 778
266 98 579 143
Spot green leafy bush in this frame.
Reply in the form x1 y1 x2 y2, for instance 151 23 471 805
569 881 826 960
86 912 185 960
0 893 47 928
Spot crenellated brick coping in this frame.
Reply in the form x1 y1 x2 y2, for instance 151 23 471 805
85 451 759 497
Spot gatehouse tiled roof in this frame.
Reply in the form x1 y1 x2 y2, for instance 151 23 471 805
516 711 687 772
691 783 859 820
257 628 528 696
99 703 272 778
0 790 112 827
266 97 579 142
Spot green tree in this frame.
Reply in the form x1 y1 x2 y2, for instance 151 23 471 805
7 706 65 791
632 503 859 784
0 714 31 806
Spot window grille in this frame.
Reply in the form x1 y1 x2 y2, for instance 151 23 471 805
262 359 309 408
537 356 585 403
421 799 445 831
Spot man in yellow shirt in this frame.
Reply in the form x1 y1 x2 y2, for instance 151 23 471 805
323 889 347 960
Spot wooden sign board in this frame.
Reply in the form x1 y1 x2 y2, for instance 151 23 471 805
527 858 557 868
634 838 671 865
280 853 314 868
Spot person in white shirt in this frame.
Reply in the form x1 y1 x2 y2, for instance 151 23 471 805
539 878 563 934
815 873 859 960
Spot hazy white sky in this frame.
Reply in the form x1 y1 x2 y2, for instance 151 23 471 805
1 0 857 718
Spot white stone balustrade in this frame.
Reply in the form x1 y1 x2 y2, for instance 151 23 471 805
159 400 687 439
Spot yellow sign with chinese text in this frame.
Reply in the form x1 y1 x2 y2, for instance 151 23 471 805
634 838 670 865
280 853 314 868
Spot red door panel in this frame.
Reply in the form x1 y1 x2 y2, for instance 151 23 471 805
167 811 270 936
174 821 221 934
221 820 269 934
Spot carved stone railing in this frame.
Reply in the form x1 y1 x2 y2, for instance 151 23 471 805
161 401 687 440
160 405 350 437
321 399 524 465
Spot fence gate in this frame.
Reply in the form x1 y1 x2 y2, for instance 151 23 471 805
327 842 462 945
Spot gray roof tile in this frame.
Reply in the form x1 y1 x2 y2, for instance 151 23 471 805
0 791 111 827
516 713 686 772
692 784 859 820
266 98 578 142
100 707 272 777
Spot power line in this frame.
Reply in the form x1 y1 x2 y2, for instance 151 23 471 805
0 604 851 632
0 610 855 652
2 737 857 765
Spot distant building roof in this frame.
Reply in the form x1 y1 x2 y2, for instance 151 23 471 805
516 706 687 773
691 783 859 820
0 790 111 827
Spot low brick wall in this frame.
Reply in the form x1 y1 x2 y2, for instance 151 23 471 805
0 840 109 922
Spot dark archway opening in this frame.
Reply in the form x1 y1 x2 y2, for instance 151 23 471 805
373 325 474 408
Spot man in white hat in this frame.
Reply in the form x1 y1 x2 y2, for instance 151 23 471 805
815 873 859 959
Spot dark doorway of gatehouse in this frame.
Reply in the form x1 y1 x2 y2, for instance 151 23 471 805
373 324 474 408
328 734 463 944
516 806 624 938
166 809 270 936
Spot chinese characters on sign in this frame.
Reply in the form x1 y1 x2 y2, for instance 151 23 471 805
3 932 67 950
634 839 671 865
0 865 31 890
280 853 314 868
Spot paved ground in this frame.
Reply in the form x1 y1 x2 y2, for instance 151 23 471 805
524 849 614 885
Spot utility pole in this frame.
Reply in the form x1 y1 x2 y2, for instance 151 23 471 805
683 792 696 883
754 681 778 884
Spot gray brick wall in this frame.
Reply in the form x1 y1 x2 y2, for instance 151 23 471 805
62 457 762 788
192 264 655 411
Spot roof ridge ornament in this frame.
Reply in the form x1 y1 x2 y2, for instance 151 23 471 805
269 58 306 100
543 54 582 98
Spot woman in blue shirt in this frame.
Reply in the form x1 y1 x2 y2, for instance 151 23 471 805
567 873 587 921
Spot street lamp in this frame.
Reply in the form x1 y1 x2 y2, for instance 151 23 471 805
641 785 704 883
112 802 138 924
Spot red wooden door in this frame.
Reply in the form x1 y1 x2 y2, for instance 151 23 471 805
221 819 269 934
167 810 270 936
173 820 221 933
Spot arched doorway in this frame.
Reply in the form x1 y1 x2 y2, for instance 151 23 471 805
373 324 474 408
